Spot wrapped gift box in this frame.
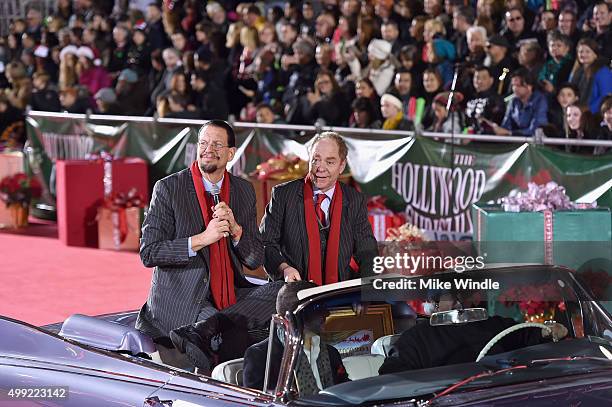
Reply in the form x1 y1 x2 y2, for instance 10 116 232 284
368 214 407 241
0 152 24 228
472 204 611 269
250 175 354 225
56 158 148 247
98 207 143 251
368 214 395 241
367 196 406 242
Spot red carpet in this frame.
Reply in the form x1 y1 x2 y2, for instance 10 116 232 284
0 219 152 326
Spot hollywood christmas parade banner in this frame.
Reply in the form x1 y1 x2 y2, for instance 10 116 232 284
25 113 612 239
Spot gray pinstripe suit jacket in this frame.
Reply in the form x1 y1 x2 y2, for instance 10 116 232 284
260 179 377 281
135 168 263 338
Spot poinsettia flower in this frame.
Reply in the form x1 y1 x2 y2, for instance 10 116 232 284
0 173 43 205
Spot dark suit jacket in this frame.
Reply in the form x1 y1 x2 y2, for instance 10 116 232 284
136 169 263 338
378 316 544 374
260 179 377 281
243 334 348 391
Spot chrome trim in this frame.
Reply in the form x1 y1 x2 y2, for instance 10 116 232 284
272 312 301 404
567 271 612 336
263 317 277 395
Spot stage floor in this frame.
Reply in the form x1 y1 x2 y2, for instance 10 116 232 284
0 218 152 326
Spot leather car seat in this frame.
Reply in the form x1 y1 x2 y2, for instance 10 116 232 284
370 334 401 357
211 358 244 385
341 354 385 380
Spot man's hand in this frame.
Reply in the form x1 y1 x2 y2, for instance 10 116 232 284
483 119 511 136
191 217 230 251
343 48 356 62
281 54 298 70
541 79 555 94
306 90 321 105
213 202 242 242
542 322 568 342
280 263 302 282
582 20 593 32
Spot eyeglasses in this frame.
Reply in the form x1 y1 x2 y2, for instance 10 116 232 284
508 16 523 22
198 141 230 151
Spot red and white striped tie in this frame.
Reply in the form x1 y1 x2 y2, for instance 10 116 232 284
315 194 327 226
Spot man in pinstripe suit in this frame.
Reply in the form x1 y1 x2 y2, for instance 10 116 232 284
136 120 282 369
260 132 377 284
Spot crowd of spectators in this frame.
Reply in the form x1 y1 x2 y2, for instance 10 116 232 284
1 0 611 154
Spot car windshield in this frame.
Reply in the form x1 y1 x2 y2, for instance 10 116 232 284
288 266 612 405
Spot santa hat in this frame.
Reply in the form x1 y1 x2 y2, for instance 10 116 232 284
59 45 78 61
76 46 95 60
34 45 49 58
433 91 465 111
134 19 147 30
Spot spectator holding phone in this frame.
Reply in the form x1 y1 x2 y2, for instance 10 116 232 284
303 71 350 126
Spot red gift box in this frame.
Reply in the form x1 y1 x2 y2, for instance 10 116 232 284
56 158 149 247
368 214 400 241
367 196 405 241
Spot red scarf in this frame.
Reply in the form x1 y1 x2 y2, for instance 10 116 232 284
190 161 236 309
303 176 343 285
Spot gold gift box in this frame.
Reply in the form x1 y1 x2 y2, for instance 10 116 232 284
97 207 143 251
0 152 24 229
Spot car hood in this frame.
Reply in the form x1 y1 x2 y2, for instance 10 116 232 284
0 317 272 405
429 372 612 406
1 316 176 381
318 338 612 405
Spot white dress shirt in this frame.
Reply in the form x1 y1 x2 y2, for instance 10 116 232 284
303 334 323 391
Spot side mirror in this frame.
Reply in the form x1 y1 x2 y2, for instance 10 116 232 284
430 308 488 326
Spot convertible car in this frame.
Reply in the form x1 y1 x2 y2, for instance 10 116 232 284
1 265 611 406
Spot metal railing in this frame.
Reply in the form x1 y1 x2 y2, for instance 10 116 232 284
0 0 21 36
26 110 612 148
